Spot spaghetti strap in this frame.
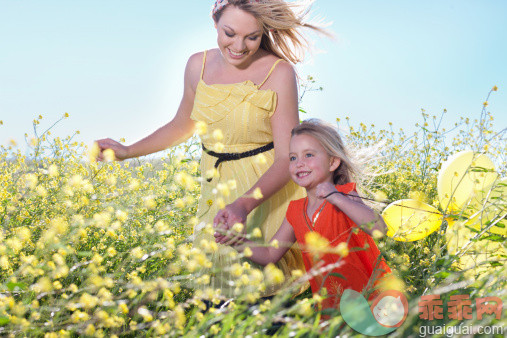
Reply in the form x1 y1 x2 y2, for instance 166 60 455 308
200 50 208 80
258 59 284 87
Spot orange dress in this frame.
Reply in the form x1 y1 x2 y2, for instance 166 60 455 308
285 182 391 309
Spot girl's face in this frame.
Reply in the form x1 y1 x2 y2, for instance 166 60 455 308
289 134 341 190
215 6 263 68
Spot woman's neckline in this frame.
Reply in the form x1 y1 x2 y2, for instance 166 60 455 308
198 78 274 93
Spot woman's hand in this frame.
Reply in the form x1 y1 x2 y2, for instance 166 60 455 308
95 138 130 161
214 200 249 244
316 182 338 200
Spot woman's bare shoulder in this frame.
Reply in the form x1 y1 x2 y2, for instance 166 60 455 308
266 58 296 85
185 51 210 88
186 51 205 72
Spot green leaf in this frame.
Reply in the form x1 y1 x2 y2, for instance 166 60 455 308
490 261 503 267
76 251 93 257
328 272 345 280
435 258 448 267
482 234 505 242
0 316 9 326
435 271 450 279
7 282 26 291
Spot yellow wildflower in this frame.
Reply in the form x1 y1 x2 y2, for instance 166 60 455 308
252 227 262 238
84 324 95 335
88 142 100 162
214 142 225 152
232 222 244 233
291 269 304 278
213 129 224 141
175 172 195 190
23 173 38 189
373 191 388 202
174 198 185 209
144 197 156 209
372 230 384 239
335 242 349 257
0 256 9 270
107 247 117 257
255 153 267 165
205 168 219 180
264 263 284 285
71 311 90 323
195 121 207 135
138 307 153 322
103 148 115 162
119 303 129 314
216 197 226 209
227 179 237 190
131 247 145 259
252 187 263 199
216 183 230 197
243 247 253 257
48 164 58 177
231 263 243 277
408 190 427 203
305 232 329 254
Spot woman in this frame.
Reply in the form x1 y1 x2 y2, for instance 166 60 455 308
96 0 326 297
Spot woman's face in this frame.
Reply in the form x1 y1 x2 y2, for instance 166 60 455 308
215 6 263 67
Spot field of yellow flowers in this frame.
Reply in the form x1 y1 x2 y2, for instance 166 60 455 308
0 88 505 337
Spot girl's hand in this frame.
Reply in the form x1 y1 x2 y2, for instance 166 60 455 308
316 182 338 200
213 200 248 244
95 138 130 161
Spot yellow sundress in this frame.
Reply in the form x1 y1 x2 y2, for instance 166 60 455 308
190 50 306 297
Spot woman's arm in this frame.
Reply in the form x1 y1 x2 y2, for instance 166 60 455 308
316 182 387 236
230 217 297 266
213 61 299 228
95 52 202 160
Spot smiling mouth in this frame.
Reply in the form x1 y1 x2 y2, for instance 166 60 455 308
228 48 246 57
296 171 311 178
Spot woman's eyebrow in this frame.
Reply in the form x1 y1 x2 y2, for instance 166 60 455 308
223 25 261 36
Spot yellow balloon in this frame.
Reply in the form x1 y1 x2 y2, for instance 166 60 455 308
382 199 443 241
437 151 498 213
467 178 506 237
445 219 505 280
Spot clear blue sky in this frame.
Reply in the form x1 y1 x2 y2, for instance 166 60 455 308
1 0 506 151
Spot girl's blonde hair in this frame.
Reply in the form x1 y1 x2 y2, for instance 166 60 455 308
291 119 360 185
212 0 329 64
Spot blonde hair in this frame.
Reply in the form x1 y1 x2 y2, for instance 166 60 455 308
291 119 360 185
212 0 329 64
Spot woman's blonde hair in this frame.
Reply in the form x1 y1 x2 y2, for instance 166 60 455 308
291 119 360 185
212 0 329 64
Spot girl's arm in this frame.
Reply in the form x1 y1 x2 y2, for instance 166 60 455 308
95 52 202 160
214 61 299 231
316 182 387 236
229 217 297 266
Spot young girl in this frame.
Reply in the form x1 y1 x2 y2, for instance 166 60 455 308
219 119 391 309
96 0 327 297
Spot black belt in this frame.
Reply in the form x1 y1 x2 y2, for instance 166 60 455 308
202 142 274 182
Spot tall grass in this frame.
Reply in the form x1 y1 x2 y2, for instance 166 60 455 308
0 89 505 337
